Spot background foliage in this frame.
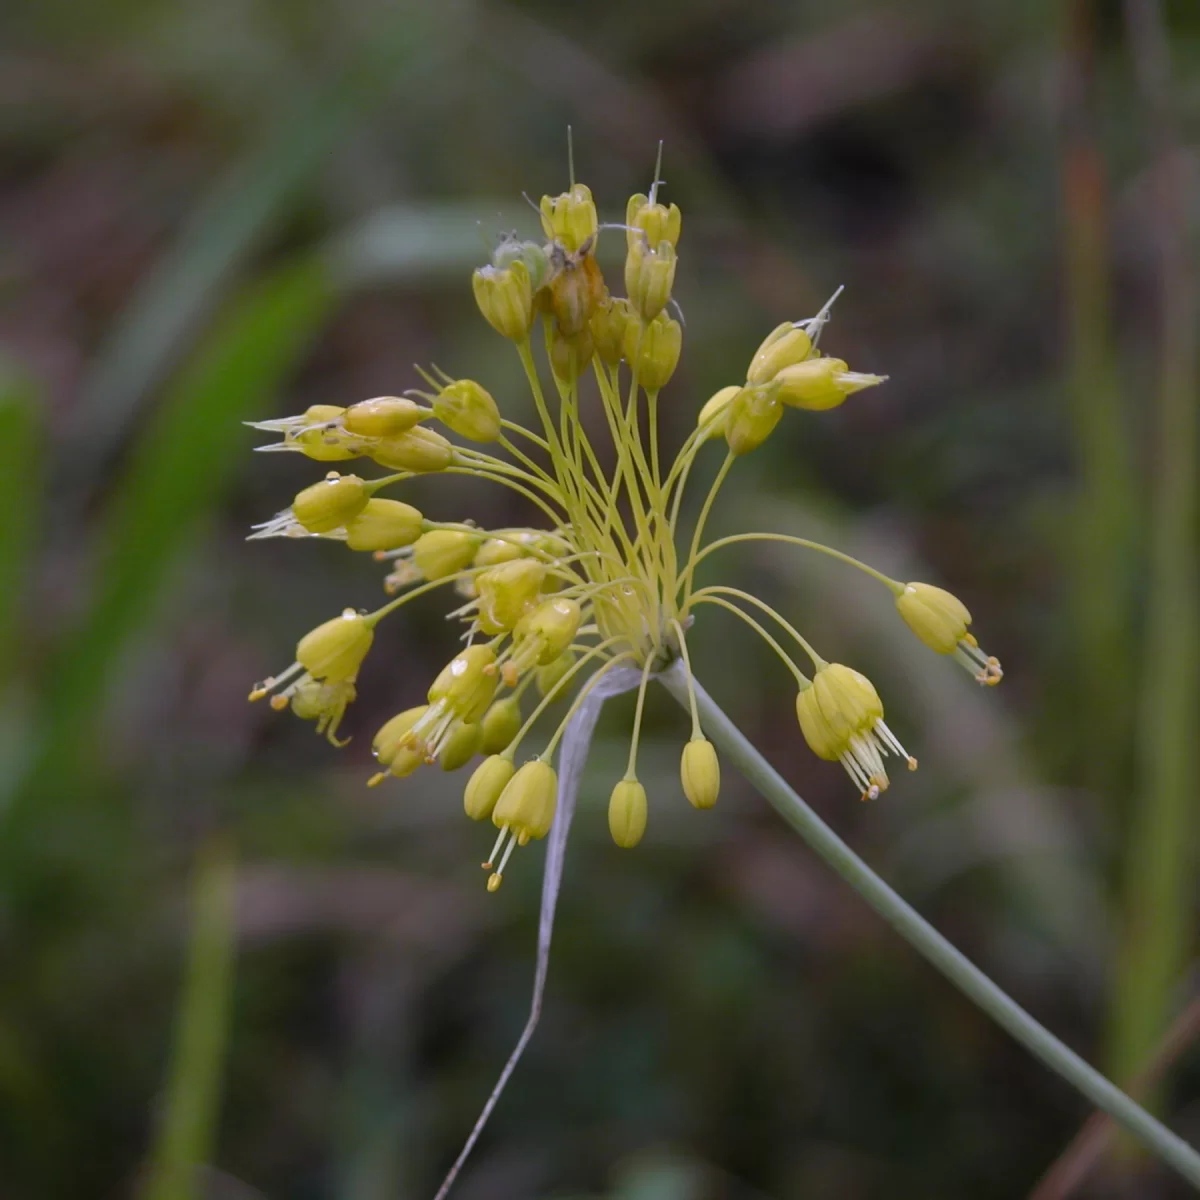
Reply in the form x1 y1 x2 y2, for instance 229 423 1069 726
1 0 1197 1197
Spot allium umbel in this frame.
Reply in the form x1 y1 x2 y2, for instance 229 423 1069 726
247 163 1002 890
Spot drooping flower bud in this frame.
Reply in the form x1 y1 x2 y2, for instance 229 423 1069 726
296 609 373 683
624 237 677 322
540 183 598 252
473 259 534 341
680 738 720 809
476 559 548 634
433 379 502 443
696 385 741 442
292 473 369 534
608 778 648 848
412 530 480 580
590 296 632 366
535 649 576 698
427 644 499 724
464 754 515 821
343 396 423 438
439 720 482 771
896 583 1002 685
480 696 522 754
623 311 682 391
724 386 782 456
344 499 424 552
626 192 681 250
746 322 814 386
774 357 885 411
367 705 430 781
513 597 582 667
795 663 915 800
493 759 558 839
368 427 454 472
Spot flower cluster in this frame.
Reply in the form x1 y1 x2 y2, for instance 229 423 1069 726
247 164 1002 891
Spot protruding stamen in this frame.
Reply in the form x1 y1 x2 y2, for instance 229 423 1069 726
483 825 509 871
486 872 503 892
367 771 387 787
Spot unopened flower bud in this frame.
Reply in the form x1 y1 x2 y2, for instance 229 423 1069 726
369 427 454 472
464 754 515 821
540 183 598 252
536 649 575 697
590 296 633 366
412 529 480 579
549 326 594 383
282 406 360 461
724 386 782 455
474 537 526 568
746 322 814 386
440 720 482 771
623 311 682 391
514 597 582 666
493 759 558 839
296 609 373 683
480 697 523 754
433 379 501 443
624 237 677 322
473 260 534 341
476 559 547 634
608 778 648 848
292 473 369 534
626 193 682 250
343 396 423 438
696 385 741 442
428 644 498 723
680 738 720 809
774 357 885 411
344 499 424 551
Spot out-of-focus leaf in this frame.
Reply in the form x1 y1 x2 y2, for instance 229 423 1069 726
140 838 237 1200
68 8 448 490
15 256 337 810
0 364 40 684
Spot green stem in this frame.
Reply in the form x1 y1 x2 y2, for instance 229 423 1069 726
658 662 1200 1190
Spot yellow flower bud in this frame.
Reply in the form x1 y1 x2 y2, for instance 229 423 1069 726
696 385 741 442
373 705 428 767
747 323 816 386
480 696 522 755
412 530 479 580
624 237 677 322
464 754 515 821
549 326 594 383
774 358 885 411
344 499 424 551
281 406 360 461
342 396 423 438
433 379 502 443
536 649 576 698
296 609 373 683
608 778 648 848
473 537 526 569
514 597 582 666
623 311 682 391
795 663 914 800
680 738 720 809
493 758 558 839
626 193 681 250
368 426 454 472
428 645 498 724
291 473 369 534
472 259 534 341
590 295 632 366
439 720 482 771
895 583 1002 684
540 183 598 252
896 583 971 654
724 386 782 456
476 559 548 634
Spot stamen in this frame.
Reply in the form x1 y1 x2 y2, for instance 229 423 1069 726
487 834 519 890
483 825 509 870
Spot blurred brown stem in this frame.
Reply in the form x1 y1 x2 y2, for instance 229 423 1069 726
1031 989 1200 1200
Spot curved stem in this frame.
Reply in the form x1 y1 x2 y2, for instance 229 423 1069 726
690 532 902 593
657 662 1200 1192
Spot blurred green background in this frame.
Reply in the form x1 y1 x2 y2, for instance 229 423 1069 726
1 0 1198 1197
